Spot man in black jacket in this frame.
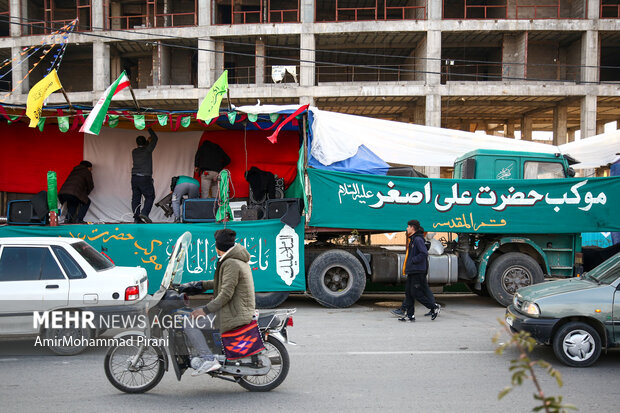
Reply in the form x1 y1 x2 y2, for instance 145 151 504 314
194 140 230 198
58 160 94 224
399 219 441 322
131 128 158 223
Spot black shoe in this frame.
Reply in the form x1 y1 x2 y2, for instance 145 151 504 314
431 304 441 321
139 214 152 223
390 308 405 317
398 316 415 322
424 309 433 316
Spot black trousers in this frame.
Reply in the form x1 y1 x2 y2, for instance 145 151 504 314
131 175 155 220
404 272 436 318
59 194 90 223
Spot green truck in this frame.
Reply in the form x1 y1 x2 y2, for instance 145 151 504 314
304 148 618 308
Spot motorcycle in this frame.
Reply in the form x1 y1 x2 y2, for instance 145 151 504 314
103 232 295 393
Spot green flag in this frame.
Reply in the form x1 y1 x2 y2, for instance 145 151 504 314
181 116 191 128
133 115 145 130
157 114 168 126
38 117 46 132
216 169 233 222
197 70 228 122
58 116 69 132
227 111 237 124
269 113 280 123
108 115 119 128
248 113 258 123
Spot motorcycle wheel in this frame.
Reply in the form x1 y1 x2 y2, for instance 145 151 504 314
104 335 165 394
238 336 289 392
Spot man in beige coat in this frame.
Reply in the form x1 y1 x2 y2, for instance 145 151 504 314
186 228 256 376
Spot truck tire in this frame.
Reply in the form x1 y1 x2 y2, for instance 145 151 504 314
486 252 544 307
255 292 290 309
307 249 366 308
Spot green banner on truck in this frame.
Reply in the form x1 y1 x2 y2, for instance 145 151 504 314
0 220 305 294
308 169 620 234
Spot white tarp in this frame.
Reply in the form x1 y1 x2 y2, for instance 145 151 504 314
237 106 618 169
83 128 201 223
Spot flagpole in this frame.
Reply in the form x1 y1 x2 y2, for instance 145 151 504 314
127 83 141 113
226 89 232 112
60 87 72 109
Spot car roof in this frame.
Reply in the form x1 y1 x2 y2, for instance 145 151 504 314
0 237 82 246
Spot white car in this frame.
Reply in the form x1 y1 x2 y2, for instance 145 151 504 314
0 237 148 355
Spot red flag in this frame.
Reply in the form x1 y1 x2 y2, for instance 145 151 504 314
266 104 309 144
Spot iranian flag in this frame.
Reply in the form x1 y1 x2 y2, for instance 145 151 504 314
80 71 131 135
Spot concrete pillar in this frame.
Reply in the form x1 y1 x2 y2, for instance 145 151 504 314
413 105 425 125
9 0 20 36
580 95 597 139
300 33 315 87
521 115 533 141
425 31 441 85
596 121 605 135
506 0 517 19
198 38 216 88
10 46 24 94
581 31 599 84
552 103 568 145
300 0 314 23
93 42 110 92
502 33 526 80
91 0 104 29
425 95 442 178
110 2 121 30
568 129 576 142
153 42 170 86
255 38 265 85
506 121 515 138
215 40 225 78
427 0 442 20
198 0 211 25
587 0 601 19
299 96 315 106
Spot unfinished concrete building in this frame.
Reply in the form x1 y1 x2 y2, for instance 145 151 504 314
0 1 619 177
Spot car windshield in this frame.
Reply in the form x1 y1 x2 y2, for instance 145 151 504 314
589 252 620 285
71 241 115 271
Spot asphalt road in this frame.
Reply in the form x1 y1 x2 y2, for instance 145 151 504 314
0 294 618 413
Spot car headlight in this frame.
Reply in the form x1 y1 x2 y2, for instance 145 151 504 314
523 301 540 317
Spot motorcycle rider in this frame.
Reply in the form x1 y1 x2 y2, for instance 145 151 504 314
183 228 256 376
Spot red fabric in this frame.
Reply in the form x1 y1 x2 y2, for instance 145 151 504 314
0 122 84 194
195 130 299 198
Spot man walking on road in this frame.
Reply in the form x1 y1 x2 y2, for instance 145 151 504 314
398 219 441 322
131 127 158 223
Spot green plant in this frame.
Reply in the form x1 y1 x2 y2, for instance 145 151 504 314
493 320 577 413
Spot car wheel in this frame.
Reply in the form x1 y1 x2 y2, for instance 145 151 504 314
552 322 602 367
486 252 544 307
44 325 93 356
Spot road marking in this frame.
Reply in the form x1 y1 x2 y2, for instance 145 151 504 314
347 350 495 355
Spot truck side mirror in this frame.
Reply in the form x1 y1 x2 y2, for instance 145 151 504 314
567 167 575 177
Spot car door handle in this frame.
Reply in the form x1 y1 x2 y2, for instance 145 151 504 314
46 284 59 289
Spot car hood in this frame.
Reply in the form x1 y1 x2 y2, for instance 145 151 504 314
518 278 598 301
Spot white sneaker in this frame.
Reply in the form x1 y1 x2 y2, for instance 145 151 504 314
191 358 222 376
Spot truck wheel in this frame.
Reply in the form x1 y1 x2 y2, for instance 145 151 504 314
552 322 602 367
486 252 544 307
307 250 366 308
255 292 290 309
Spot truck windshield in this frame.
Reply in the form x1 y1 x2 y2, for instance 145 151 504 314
524 162 565 179
589 252 620 285
71 241 115 271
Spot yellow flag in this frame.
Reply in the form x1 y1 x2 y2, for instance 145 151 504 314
197 70 228 122
26 69 62 128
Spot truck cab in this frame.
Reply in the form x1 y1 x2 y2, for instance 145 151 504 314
453 149 575 181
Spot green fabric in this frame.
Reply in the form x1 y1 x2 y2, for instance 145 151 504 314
227 111 237 124
181 116 191 128
133 115 145 130
58 116 69 132
307 169 620 234
37 117 46 132
248 113 258 123
157 114 168 126
7 115 19 124
0 221 305 293
46 171 58 212
176 175 199 186
269 113 280 123
216 170 233 221
284 141 306 206
197 70 228 122
205 244 255 333
107 115 119 128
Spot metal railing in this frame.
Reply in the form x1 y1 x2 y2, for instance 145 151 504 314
109 11 197 29
465 4 507 19
226 0 300 24
442 0 587 20
22 18 88 35
268 0 300 23
441 63 504 82
0 10 9 37
336 1 378 21
601 3 620 18
232 9 262 24
226 65 300 84
316 64 412 83
385 2 427 20
516 2 560 19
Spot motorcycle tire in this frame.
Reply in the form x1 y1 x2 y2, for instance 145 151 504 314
104 335 166 394
238 336 290 392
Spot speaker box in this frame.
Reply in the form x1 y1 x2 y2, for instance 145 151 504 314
182 198 217 222
7 200 47 225
241 204 265 221
265 198 302 219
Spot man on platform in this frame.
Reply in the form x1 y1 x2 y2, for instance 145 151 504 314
194 140 230 199
58 160 94 224
131 127 158 223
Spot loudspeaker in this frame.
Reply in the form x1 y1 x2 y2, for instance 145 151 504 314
266 198 302 219
182 198 217 222
241 204 265 221
7 200 47 225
